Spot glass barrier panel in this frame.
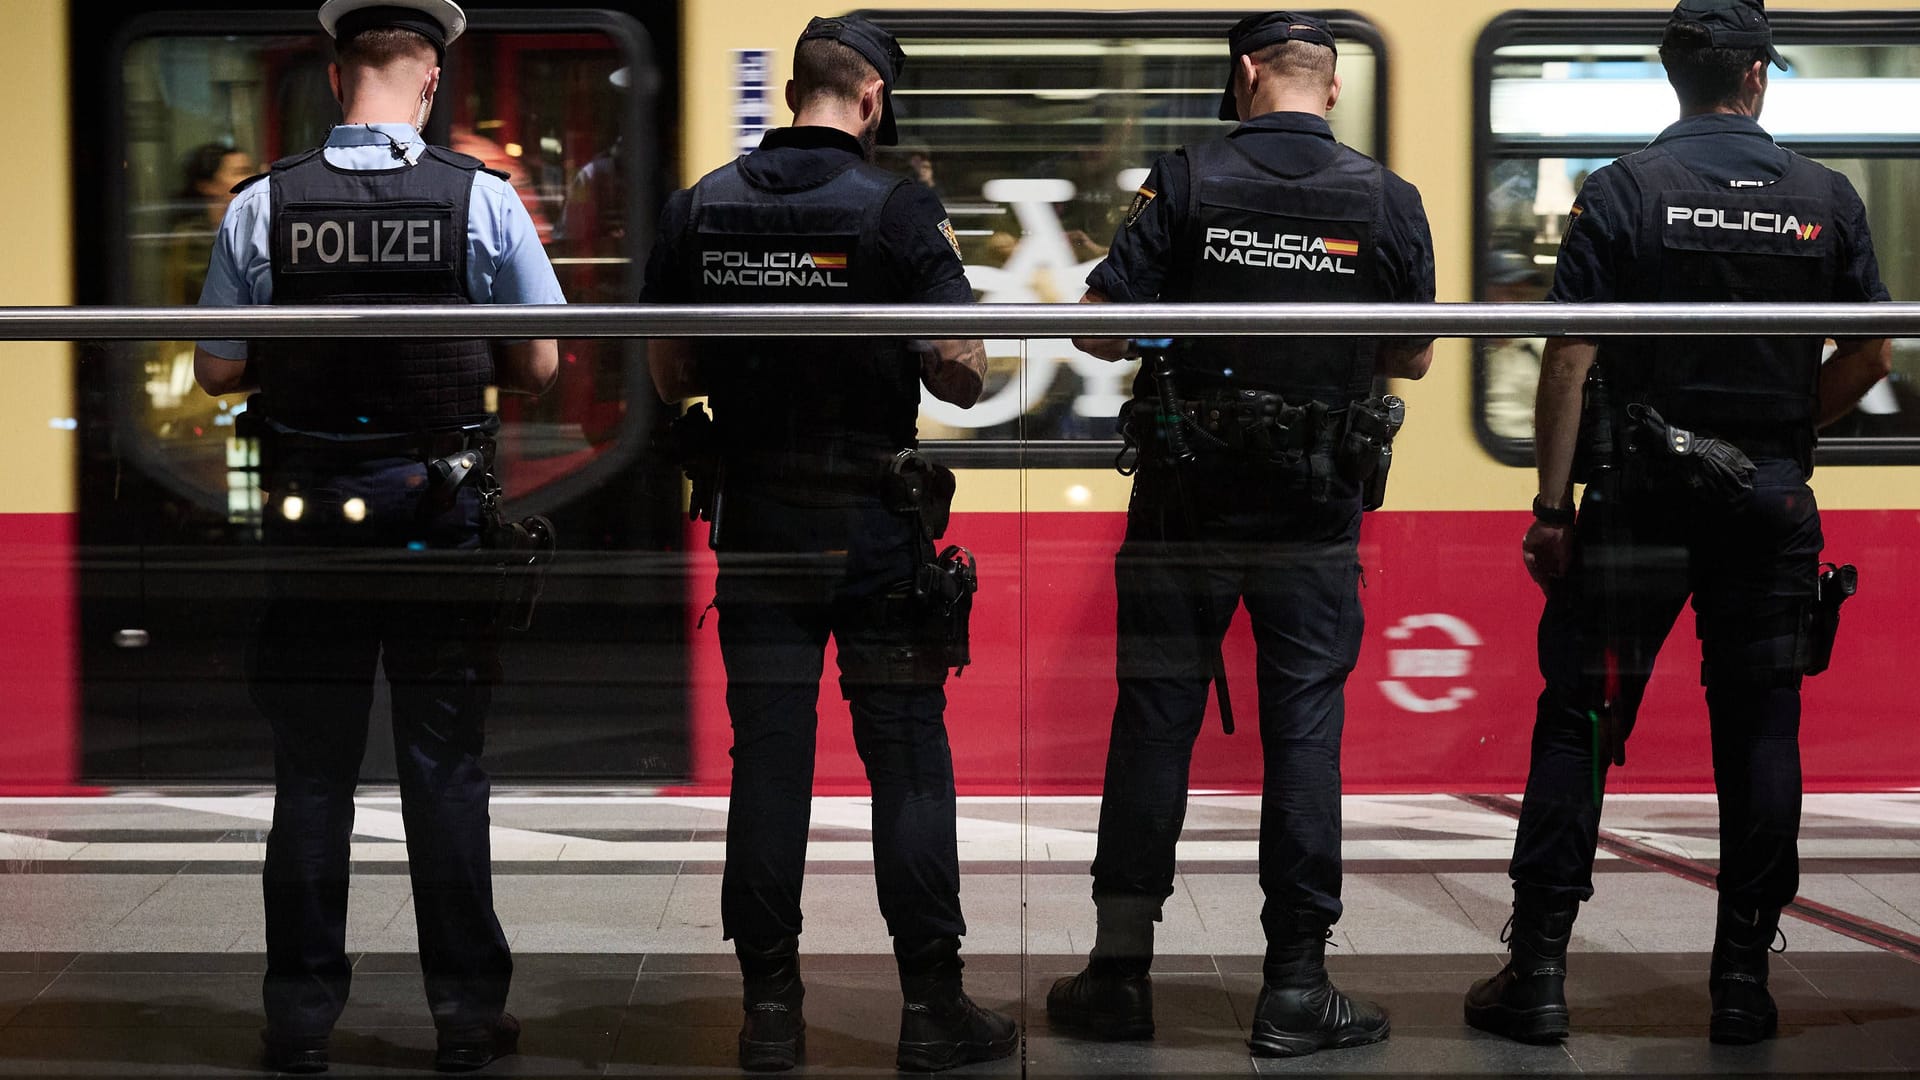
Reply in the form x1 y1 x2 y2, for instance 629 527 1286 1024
1478 37 1920 455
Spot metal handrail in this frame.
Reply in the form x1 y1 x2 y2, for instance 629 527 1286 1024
1 302 1918 340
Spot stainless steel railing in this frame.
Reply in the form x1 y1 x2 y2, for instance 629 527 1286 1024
0 302 1918 340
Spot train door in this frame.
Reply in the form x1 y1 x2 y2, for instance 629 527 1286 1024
78 7 688 782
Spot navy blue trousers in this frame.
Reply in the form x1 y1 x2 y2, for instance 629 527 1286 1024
1091 462 1364 943
1510 458 1821 913
251 456 510 1038
713 484 965 947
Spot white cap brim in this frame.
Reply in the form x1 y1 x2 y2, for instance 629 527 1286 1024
318 0 467 47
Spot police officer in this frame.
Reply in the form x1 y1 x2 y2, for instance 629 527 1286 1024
1049 11 1435 1058
192 0 564 1071
1464 0 1891 1047
641 16 1016 1074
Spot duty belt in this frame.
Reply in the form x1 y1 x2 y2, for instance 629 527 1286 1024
1135 390 1343 456
260 418 498 463
722 441 904 497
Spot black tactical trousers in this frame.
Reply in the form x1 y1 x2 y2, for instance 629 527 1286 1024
1510 457 1821 913
713 482 966 946
1092 461 1365 943
251 457 510 1039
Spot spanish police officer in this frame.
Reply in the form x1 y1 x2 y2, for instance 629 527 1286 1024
641 16 1016 1074
1049 11 1436 1058
1464 0 1891 1047
192 0 564 1072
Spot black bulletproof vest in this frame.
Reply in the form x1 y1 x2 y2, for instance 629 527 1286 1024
1605 146 1840 435
684 156 919 451
1157 136 1385 404
258 145 494 432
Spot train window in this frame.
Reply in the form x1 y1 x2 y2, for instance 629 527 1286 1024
1473 12 1920 466
873 12 1388 463
114 14 655 519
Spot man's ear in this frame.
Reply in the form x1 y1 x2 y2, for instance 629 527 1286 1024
861 77 885 127
1327 70 1344 111
1239 53 1261 101
424 66 441 100
784 78 800 115
328 62 343 109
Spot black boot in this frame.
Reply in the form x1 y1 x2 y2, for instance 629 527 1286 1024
1048 901 1155 1040
736 937 805 1072
895 936 1019 1072
1249 932 1390 1058
1709 903 1782 1045
1464 901 1576 1044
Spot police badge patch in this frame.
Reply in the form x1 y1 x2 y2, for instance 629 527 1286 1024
1125 187 1157 228
938 218 963 261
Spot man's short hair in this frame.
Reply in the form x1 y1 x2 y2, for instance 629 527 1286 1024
1240 39 1336 91
337 27 438 68
1660 21 1765 109
793 37 879 104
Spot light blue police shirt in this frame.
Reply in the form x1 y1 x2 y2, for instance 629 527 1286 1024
196 122 566 358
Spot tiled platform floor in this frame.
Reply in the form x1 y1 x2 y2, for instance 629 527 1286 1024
2 793 1917 1077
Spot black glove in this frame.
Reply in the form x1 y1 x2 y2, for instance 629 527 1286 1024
1629 404 1755 504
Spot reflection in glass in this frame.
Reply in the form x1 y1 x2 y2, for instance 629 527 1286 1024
890 35 1376 442
1478 38 1920 454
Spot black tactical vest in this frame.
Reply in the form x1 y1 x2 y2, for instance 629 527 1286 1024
1157 136 1386 405
1604 146 1841 438
683 155 919 452
256 144 495 432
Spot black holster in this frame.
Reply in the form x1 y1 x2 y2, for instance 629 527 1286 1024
883 449 976 676
1806 562 1858 676
1339 395 1406 511
667 403 725 548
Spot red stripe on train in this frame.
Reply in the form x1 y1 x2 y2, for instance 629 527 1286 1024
0 513 84 795
674 507 1920 796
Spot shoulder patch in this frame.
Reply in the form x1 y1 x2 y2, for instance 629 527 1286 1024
230 172 270 196
481 167 512 182
1125 187 1157 228
938 218 963 262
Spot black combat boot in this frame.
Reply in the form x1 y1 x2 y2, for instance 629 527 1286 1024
1709 903 1783 1045
1248 931 1390 1058
1464 901 1577 1044
895 936 1019 1072
1047 901 1155 1040
736 937 805 1072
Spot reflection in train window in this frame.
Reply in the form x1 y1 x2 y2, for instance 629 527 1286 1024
1474 18 1920 464
884 19 1382 443
118 27 644 520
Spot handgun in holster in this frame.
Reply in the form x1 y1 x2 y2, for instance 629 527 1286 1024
1806 562 1858 676
1341 395 1406 511
487 512 557 633
667 402 725 549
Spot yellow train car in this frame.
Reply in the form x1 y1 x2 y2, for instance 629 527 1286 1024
4 2 1918 794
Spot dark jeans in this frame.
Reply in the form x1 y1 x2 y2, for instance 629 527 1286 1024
252 456 510 1038
714 483 965 946
1510 457 1821 913
1091 461 1364 943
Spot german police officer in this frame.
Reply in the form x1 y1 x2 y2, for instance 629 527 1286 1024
642 16 1015 1074
1051 12 1435 1058
1464 0 1891 1047
193 0 563 1071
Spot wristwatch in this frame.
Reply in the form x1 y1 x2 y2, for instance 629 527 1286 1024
1531 495 1577 526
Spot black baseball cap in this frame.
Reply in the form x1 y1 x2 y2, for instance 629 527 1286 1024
797 15 907 145
1219 11 1339 120
1667 0 1789 71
